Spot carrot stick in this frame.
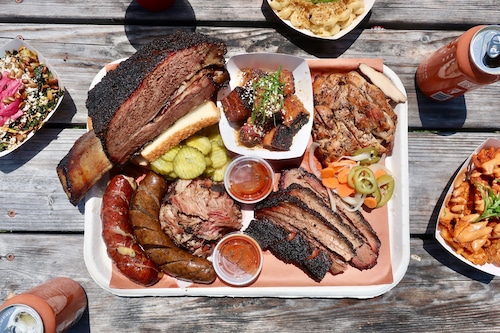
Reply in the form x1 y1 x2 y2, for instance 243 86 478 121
320 167 337 179
337 168 350 184
374 169 386 179
322 177 339 189
364 196 378 209
337 183 355 197
327 159 357 168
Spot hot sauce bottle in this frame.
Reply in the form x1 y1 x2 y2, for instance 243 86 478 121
0 277 87 333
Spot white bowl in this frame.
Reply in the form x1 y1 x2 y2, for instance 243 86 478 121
0 38 64 157
266 0 375 40
217 53 314 160
435 138 500 276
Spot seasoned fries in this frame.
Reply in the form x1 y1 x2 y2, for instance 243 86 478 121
439 147 500 266
269 0 365 37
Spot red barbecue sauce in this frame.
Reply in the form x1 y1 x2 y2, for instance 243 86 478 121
219 235 262 275
228 160 273 202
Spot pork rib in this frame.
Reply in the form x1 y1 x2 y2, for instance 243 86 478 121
56 130 113 206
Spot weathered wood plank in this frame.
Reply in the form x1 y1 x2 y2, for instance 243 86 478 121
4 0 499 28
0 130 497 235
0 128 86 232
0 25 498 128
0 234 497 332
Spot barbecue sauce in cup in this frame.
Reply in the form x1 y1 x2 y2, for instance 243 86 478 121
224 155 274 204
212 233 263 286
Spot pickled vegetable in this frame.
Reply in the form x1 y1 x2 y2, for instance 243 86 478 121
149 126 231 181
150 158 174 176
210 143 229 169
173 146 207 179
185 135 212 155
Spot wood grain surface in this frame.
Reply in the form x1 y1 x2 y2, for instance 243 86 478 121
1 1 500 332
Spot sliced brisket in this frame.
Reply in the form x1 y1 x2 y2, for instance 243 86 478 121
277 184 378 269
255 192 355 272
87 31 228 164
245 218 334 282
279 167 381 256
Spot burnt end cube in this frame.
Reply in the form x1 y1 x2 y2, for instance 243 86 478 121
262 124 294 151
239 122 262 147
220 86 252 123
279 69 295 96
282 94 309 127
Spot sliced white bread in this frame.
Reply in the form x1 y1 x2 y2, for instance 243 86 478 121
140 100 220 162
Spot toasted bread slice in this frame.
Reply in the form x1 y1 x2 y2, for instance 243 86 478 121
140 100 220 162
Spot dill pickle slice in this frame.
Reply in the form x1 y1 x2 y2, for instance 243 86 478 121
211 164 228 182
185 135 212 155
209 133 224 146
150 158 174 176
159 145 181 162
205 156 213 167
173 146 207 179
210 143 229 169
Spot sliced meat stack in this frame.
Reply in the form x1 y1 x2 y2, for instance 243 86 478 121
88 31 229 164
245 167 380 282
58 31 229 206
312 70 398 166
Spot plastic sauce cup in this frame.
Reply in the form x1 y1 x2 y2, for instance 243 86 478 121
212 233 263 286
224 155 275 204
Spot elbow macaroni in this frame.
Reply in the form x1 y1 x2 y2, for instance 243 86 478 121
269 0 365 37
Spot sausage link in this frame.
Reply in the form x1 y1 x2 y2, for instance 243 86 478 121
129 171 216 284
101 174 163 286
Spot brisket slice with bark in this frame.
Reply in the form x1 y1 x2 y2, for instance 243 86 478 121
245 217 333 282
87 31 228 164
277 184 378 270
279 167 381 255
254 192 354 276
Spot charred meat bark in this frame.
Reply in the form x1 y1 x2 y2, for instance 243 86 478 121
245 217 333 282
277 184 378 270
255 192 354 275
87 31 228 164
279 167 381 256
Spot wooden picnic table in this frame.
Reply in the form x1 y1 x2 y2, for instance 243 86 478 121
1 0 499 332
